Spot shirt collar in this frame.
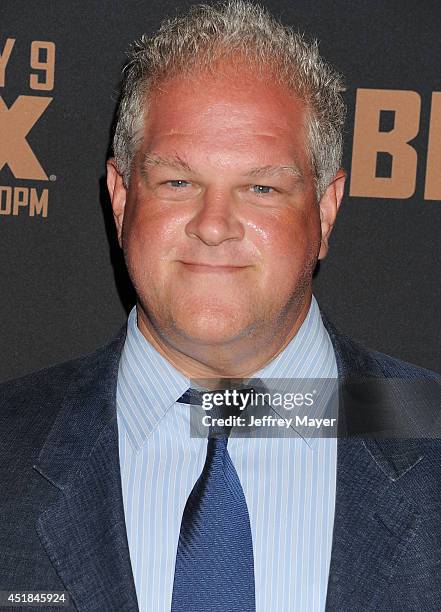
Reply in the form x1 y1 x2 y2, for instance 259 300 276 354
239 295 338 449
116 307 190 452
117 295 337 452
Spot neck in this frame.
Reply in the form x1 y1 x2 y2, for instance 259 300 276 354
135 293 312 389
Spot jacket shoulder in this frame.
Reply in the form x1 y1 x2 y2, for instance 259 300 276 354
322 312 441 382
366 346 441 381
348 334 441 381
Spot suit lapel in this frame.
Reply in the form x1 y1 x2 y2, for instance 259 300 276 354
323 315 423 611
33 325 138 611
325 438 421 610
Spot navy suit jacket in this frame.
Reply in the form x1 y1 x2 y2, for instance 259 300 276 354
1 316 441 611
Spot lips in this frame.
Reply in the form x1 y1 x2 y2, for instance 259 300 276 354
179 261 249 272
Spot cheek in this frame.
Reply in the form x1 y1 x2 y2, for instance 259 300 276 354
255 208 321 272
121 220 162 300
122 199 180 268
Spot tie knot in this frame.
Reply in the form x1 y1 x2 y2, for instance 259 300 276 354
176 386 257 438
177 387 257 406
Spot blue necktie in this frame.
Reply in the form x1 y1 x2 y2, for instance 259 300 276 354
171 388 256 612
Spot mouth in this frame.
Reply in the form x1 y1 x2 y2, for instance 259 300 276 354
178 261 250 273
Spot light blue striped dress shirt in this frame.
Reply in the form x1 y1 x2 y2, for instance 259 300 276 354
116 295 338 612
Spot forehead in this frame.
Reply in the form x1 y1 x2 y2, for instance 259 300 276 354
141 63 309 167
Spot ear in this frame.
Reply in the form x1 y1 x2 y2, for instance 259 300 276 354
318 169 346 260
106 158 127 248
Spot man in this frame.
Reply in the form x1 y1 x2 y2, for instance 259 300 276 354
1 2 441 611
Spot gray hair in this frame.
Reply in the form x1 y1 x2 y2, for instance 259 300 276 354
112 0 346 199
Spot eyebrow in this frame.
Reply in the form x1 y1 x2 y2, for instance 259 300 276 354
246 164 304 181
141 152 304 181
141 152 192 174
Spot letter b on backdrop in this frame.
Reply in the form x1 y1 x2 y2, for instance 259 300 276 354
350 88 441 200
350 89 420 199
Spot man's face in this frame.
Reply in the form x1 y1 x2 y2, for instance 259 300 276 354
108 64 343 356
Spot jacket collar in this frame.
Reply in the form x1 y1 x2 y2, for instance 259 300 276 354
322 312 425 480
35 324 127 491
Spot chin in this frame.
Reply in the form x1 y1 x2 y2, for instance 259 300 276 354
173 308 250 346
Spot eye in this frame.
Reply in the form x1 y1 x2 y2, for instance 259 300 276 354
251 184 275 194
167 180 191 188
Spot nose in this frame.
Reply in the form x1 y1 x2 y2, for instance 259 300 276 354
185 188 245 246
